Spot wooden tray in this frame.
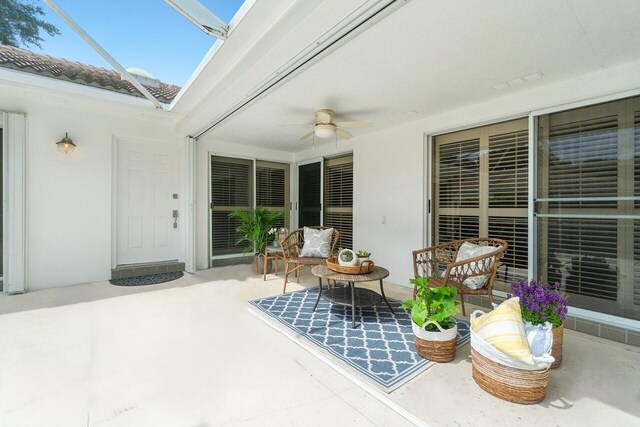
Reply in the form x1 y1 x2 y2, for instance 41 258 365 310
325 257 375 275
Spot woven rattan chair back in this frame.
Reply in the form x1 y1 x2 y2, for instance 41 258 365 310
279 226 340 293
412 238 508 315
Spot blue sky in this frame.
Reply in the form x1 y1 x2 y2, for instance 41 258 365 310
38 0 245 86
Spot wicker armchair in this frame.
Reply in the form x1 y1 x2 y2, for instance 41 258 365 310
412 238 508 315
279 226 340 293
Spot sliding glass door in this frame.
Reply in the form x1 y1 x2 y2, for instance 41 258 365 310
256 160 290 229
210 156 290 258
433 118 529 291
297 155 354 249
210 156 253 256
298 161 322 228
536 96 640 321
324 154 353 249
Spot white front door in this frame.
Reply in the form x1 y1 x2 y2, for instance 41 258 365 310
116 139 180 265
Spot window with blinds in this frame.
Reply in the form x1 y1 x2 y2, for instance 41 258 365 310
434 118 529 292
537 96 640 321
210 156 253 256
324 155 353 249
256 161 289 229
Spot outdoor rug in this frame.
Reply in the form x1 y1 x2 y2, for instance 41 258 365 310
248 286 470 392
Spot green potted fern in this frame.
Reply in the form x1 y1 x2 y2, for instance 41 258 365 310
230 207 285 274
402 277 460 362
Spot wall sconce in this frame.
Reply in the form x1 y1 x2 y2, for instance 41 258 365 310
56 132 76 154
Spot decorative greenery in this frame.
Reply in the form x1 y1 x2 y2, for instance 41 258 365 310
401 277 459 331
230 208 285 254
339 249 354 262
357 250 371 257
0 0 60 49
510 280 568 328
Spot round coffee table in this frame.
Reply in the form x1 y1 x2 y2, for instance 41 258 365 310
311 264 394 328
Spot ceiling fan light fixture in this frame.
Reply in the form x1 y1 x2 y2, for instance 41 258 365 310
314 124 336 138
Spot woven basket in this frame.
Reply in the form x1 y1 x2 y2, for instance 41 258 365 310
471 348 550 404
551 325 563 369
412 322 457 362
414 335 457 362
326 257 374 274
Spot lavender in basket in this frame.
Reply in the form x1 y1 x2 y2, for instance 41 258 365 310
509 280 568 328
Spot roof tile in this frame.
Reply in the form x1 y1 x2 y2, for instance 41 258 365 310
0 45 181 104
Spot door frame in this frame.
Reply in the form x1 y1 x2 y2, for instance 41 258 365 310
1 111 27 294
111 135 191 269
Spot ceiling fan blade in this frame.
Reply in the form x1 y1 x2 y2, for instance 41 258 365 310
279 123 314 127
335 121 372 128
300 131 314 141
336 129 353 140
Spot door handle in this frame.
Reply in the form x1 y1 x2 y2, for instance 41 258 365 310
173 210 179 228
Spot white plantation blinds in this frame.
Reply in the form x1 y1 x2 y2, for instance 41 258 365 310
434 118 529 291
537 96 640 321
438 139 480 208
324 155 353 249
210 156 253 256
438 215 479 243
256 161 289 229
489 130 528 208
548 115 618 209
488 216 528 283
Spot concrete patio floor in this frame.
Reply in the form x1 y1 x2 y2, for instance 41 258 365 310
0 265 638 426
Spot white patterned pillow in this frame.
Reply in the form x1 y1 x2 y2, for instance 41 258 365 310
452 242 497 290
300 227 334 258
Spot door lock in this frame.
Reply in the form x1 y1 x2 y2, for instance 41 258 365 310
173 210 179 228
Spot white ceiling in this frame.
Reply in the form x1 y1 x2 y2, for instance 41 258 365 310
183 0 640 151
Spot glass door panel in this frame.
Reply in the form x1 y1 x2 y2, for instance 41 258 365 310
298 161 322 227
536 96 640 320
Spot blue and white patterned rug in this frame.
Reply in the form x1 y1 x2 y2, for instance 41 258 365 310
249 286 470 392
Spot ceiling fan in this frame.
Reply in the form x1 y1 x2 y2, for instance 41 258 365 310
294 109 373 142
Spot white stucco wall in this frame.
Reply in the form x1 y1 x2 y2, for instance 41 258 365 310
0 77 183 290
294 60 640 287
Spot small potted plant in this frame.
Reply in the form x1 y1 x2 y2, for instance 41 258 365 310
402 277 460 362
338 248 359 266
510 280 568 368
356 250 371 265
230 208 285 274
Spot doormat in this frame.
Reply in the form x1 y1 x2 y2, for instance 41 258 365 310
249 286 470 392
109 271 184 286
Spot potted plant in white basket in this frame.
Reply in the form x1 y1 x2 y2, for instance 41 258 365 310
402 277 460 362
356 250 371 265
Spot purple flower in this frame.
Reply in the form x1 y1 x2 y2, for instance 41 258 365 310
510 279 568 326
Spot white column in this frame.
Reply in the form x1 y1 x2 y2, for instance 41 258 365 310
185 136 196 273
3 112 27 293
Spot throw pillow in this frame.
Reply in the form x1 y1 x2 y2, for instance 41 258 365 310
452 242 497 289
471 297 535 365
300 227 334 258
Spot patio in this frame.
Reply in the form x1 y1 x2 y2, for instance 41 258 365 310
0 266 637 426
0 0 639 425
